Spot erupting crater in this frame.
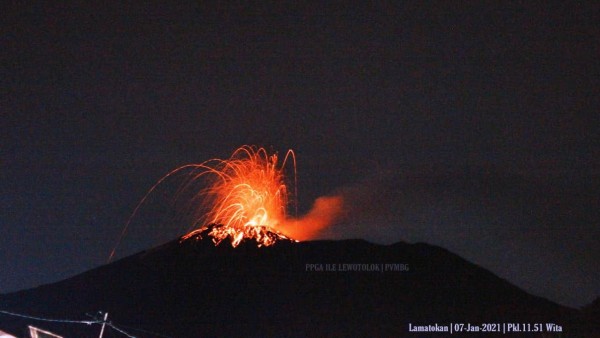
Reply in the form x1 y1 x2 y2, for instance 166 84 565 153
110 145 343 261
181 223 297 247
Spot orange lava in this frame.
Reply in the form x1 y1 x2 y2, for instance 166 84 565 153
109 145 344 260
181 145 297 246
179 145 344 246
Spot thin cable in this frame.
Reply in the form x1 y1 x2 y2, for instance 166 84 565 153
0 310 100 325
106 323 136 338
112 322 173 338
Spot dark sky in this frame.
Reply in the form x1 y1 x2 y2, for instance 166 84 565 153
2 3 598 307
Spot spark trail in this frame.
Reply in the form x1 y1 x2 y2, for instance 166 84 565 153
109 145 343 261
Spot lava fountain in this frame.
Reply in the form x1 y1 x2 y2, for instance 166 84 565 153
109 145 343 261
181 145 297 246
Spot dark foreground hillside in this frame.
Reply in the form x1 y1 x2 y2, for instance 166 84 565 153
0 232 595 337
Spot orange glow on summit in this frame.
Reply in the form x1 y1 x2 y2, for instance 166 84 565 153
181 145 297 246
109 145 344 260
179 145 344 246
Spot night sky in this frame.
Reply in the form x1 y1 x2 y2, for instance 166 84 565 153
2 3 598 308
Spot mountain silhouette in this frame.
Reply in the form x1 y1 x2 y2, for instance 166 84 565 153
0 229 595 337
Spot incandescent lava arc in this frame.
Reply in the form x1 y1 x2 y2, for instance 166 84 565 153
181 145 298 247
110 145 344 260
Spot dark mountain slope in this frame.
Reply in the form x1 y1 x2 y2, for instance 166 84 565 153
0 232 592 337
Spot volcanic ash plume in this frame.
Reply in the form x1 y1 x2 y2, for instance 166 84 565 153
279 195 344 241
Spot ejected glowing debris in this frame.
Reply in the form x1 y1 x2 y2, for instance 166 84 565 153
181 223 297 247
110 145 343 261
180 145 298 247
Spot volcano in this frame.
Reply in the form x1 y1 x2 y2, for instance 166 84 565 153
0 234 595 337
